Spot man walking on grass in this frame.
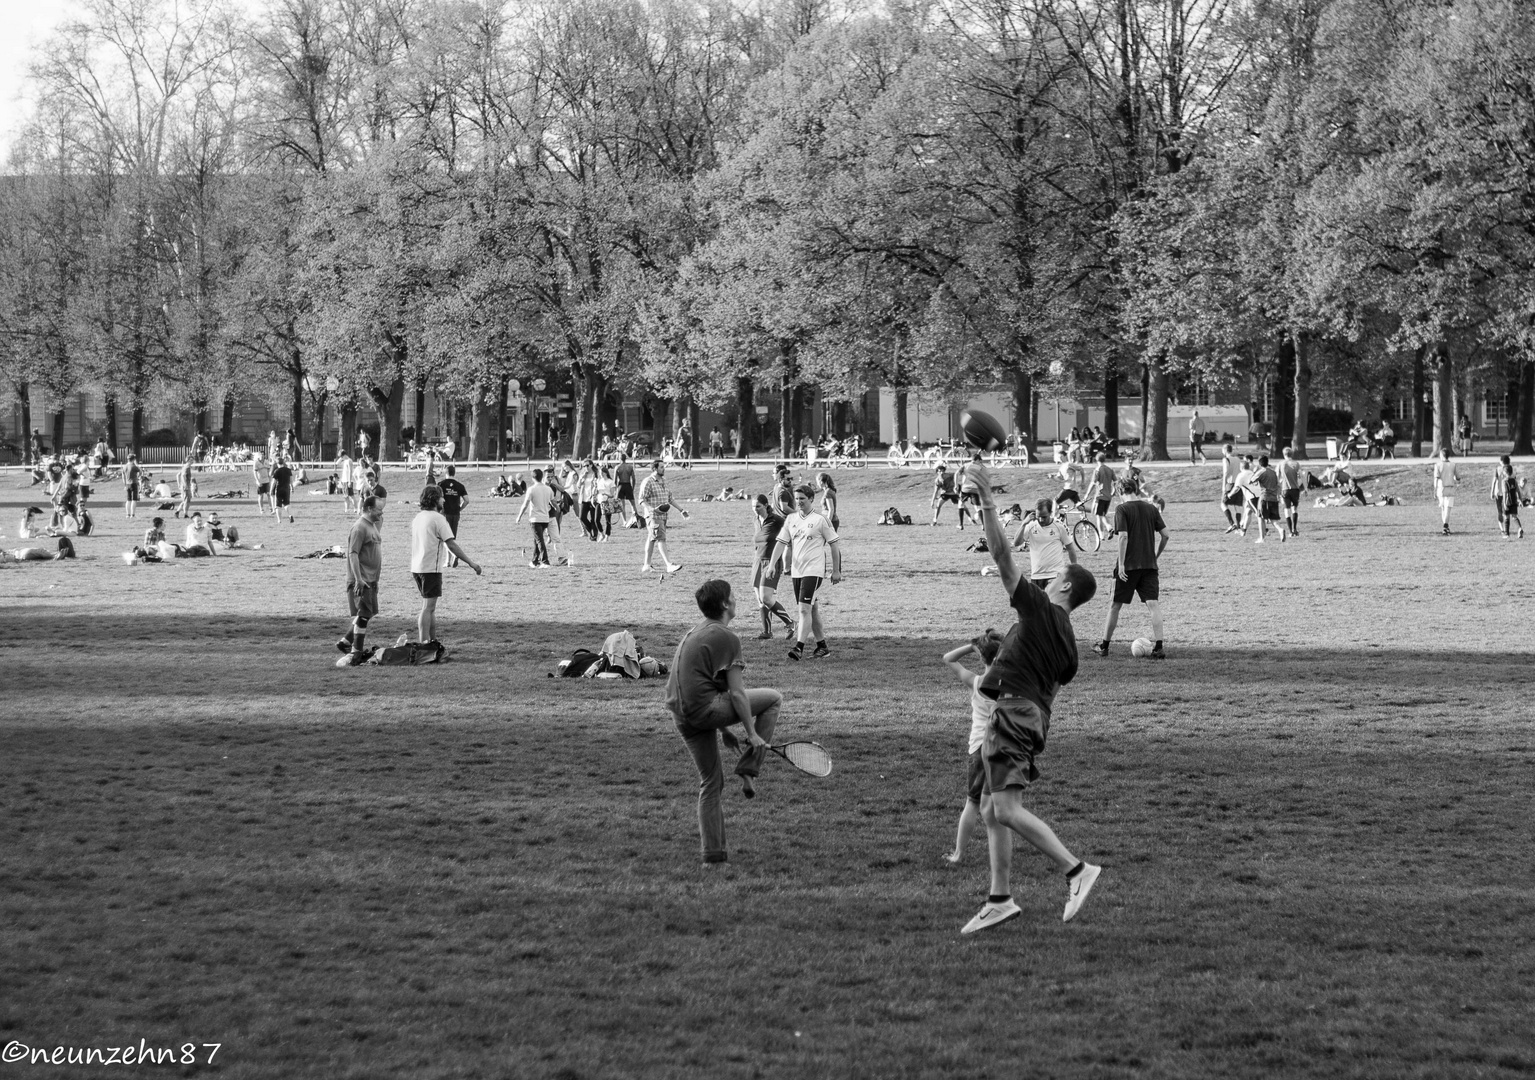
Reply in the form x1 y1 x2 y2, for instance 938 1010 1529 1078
770 485 842 661
515 468 556 567
962 463 1102 934
1433 448 1458 535
1279 445 1303 537
637 459 689 573
1190 410 1207 463
337 495 386 667
666 579 783 864
410 485 482 647
1094 479 1169 659
1219 442 1240 532
439 464 469 566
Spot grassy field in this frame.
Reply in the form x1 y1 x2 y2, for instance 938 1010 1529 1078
3 458 1534 1079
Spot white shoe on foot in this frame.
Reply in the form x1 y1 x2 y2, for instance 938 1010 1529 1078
640 564 655 572
1063 863 1102 922
961 898 1021 935
666 563 683 574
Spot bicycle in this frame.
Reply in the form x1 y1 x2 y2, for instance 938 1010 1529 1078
1019 502 1101 553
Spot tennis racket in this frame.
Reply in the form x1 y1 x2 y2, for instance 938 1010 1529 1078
767 740 833 777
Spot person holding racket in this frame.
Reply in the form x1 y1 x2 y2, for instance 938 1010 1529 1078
666 579 783 864
962 462 1103 934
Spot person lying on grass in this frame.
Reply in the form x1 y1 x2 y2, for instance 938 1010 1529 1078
4 537 75 562
960 462 1103 935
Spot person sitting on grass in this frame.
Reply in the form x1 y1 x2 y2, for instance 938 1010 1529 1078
18 506 45 539
942 629 1005 865
205 512 241 549
183 512 217 557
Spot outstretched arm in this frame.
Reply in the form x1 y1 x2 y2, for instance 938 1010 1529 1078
971 464 1021 596
942 644 980 690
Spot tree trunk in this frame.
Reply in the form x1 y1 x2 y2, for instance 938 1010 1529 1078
1274 337 1295 446
1411 345 1426 457
894 388 909 444
221 397 235 442
1102 359 1118 440
1515 358 1535 456
585 370 609 459
498 377 510 461
688 400 701 451
291 370 305 446
104 395 118 455
1011 368 1032 441
1030 390 1040 453
340 400 358 459
313 393 328 458
1291 331 1312 458
1139 362 1150 454
17 382 31 463
1431 343 1453 456
131 405 145 457
52 409 65 456
736 376 754 457
469 391 489 460
193 401 209 438
414 380 427 445
368 377 406 461
1145 358 1170 460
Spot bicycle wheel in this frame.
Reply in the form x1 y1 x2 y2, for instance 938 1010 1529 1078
1072 518 1101 553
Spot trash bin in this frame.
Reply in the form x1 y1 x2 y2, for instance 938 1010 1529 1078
1325 437 1339 460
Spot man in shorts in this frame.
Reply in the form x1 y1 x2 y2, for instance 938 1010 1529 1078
962 462 1102 934
1055 458 1085 510
1094 479 1169 658
1012 498 1077 588
1084 451 1117 538
123 453 142 519
957 453 984 529
438 464 469 566
337 495 386 666
1433 448 1458 535
613 454 639 526
770 485 842 661
1219 442 1241 532
751 494 795 639
930 464 960 525
1189 409 1207 463
665 578 783 863
336 450 357 514
176 456 195 519
1279 445 1303 537
270 454 295 524
636 459 689 573
1252 455 1282 543
410 484 483 647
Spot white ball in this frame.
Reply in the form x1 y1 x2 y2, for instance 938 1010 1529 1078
1131 637 1154 658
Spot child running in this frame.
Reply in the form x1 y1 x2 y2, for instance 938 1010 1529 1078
942 630 1005 865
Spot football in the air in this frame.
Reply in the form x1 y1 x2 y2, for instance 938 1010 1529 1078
959 409 1007 452
1131 637 1154 658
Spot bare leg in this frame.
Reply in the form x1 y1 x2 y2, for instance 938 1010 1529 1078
947 799 982 863
796 602 814 646
418 597 437 643
809 601 824 642
988 788 1077 874
1100 601 1123 644
1146 599 1164 641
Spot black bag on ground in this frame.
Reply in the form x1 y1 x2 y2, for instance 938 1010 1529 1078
554 648 600 677
372 641 446 665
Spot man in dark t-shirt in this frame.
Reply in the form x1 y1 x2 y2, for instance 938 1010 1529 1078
666 579 784 864
438 465 469 566
961 463 1103 935
270 458 295 523
1094 479 1169 658
751 495 795 639
613 455 639 526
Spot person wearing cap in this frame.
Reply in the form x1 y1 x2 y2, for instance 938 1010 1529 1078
770 484 842 661
930 464 960 525
636 459 689 573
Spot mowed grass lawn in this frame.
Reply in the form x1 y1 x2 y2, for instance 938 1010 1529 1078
3 459 1534 1079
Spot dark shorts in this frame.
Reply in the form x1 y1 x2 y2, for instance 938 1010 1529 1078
1260 499 1281 521
966 749 985 804
274 488 291 507
752 555 782 591
961 491 982 506
934 491 959 505
1112 567 1160 605
983 698 1047 792
413 572 443 599
1056 489 1079 507
344 483 355 497
792 576 821 604
125 484 139 500
1501 497 1520 516
347 581 379 622
1095 498 1111 516
257 482 271 495
617 482 634 501
1223 490 1245 507
1282 489 1300 508
444 512 460 536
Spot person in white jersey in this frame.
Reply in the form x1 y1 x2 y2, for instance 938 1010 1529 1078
1433 448 1458 535
1012 498 1078 588
337 451 357 514
769 485 843 661
410 484 482 647
1219 442 1241 532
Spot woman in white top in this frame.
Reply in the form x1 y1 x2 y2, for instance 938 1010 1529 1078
595 465 618 541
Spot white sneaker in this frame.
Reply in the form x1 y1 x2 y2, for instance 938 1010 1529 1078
640 564 655 572
1063 863 1102 922
666 563 683 574
960 898 1021 935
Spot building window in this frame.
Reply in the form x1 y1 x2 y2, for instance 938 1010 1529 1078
1484 396 1510 424
1382 397 1409 422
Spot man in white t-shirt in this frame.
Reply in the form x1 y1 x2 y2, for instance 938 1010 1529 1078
337 452 357 514
183 511 217 557
514 467 556 567
770 485 842 661
1012 499 1077 588
1219 442 1241 532
1433 448 1458 535
410 485 482 647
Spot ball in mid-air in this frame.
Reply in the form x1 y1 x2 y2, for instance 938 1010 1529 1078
959 409 1007 452
1131 637 1154 658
